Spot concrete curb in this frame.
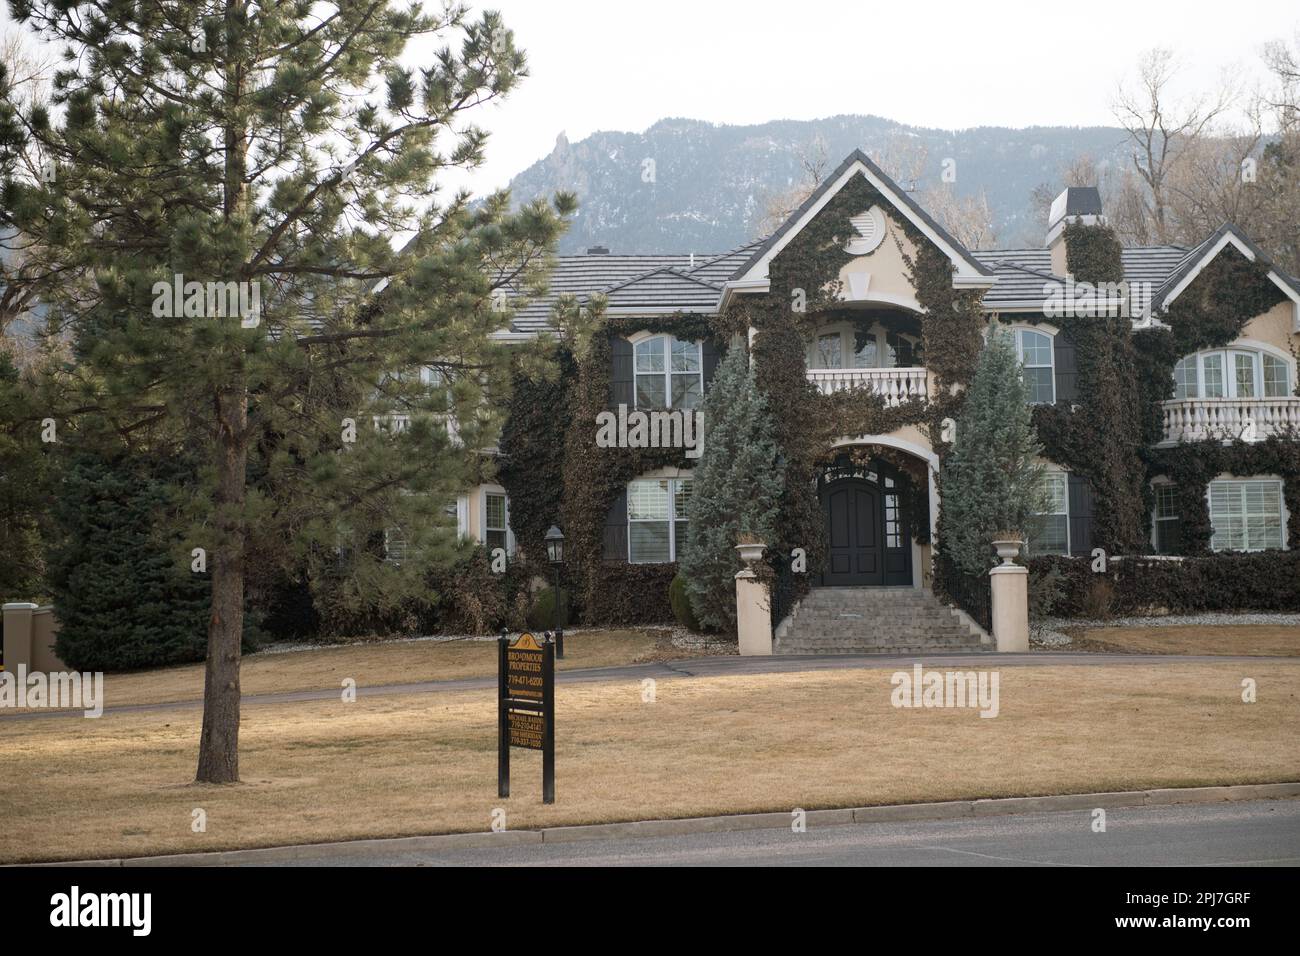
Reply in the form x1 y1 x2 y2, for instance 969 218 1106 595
18 781 1300 867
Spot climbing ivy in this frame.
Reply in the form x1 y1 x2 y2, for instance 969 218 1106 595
728 172 985 600
559 311 715 624
1031 227 1293 559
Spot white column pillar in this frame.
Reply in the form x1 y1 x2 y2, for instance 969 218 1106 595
734 542 773 656
989 565 1029 652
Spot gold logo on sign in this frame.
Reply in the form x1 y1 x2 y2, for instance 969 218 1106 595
511 632 543 651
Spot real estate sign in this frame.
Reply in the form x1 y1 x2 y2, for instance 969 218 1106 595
498 632 555 803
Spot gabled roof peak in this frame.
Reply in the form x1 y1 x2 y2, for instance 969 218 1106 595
727 149 993 293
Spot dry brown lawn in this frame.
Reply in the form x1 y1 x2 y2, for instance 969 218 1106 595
2 661 1297 863
22 628 723 711
1070 625 1300 657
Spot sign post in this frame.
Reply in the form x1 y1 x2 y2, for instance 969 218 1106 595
498 630 556 804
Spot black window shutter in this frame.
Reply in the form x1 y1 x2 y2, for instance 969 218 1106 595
1155 516 1182 555
1054 330 1078 404
609 335 634 408
602 488 629 563
1067 472 1095 557
702 339 721 390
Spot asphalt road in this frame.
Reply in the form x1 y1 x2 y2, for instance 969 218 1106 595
4 650 1296 722
254 798 1300 867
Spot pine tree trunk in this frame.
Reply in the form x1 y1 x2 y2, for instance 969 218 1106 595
196 391 247 784
197 1 249 784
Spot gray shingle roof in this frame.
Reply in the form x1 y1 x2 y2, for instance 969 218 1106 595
499 202 1295 329
604 267 722 311
507 253 698 332
972 246 1189 311
506 241 763 332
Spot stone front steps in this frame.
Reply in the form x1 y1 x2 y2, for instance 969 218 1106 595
775 586 992 655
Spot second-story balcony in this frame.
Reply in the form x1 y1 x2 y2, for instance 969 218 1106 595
803 315 928 406
1160 397 1300 445
806 366 929 405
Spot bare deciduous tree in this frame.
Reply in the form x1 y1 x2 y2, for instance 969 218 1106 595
1113 47 1237 244
755 134 830 235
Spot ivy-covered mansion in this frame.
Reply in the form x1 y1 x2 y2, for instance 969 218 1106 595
486 150 1300 629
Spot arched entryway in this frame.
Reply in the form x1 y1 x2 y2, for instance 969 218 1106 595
817 457 913 587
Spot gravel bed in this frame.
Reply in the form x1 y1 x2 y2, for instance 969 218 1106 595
254 626 621 657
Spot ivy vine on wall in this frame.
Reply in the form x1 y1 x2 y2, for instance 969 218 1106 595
731 172 984 601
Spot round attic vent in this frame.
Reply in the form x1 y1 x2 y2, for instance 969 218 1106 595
846 206 886 255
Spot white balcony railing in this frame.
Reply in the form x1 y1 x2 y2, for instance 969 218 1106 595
805 367 928 405
1161 397 1300 444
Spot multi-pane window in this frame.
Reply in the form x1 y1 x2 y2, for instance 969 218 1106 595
854 336 878 369
1029 471 1070 555
1173 357 1198 400
815 333 843 369
1153 483 1181 555
1203 353 1225 397
634 336 702 409
1209 479 1285 552
1264 354 1290 397
1015 329 1055 404
883 475 902 548
485 493 509 554
806 323 917 370
627 478 692 563
1171 349 1291 399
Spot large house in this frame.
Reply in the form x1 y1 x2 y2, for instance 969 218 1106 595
471 150 1300 640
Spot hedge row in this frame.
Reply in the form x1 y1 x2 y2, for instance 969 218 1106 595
1028 552 1300 617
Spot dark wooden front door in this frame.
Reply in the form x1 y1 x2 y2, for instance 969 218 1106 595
822 479 883 586
819 467 913 587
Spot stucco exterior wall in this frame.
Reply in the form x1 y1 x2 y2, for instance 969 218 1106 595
1239 299 1299 357
836 220 922 308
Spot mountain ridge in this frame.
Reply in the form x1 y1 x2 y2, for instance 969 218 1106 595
500 114 1134 254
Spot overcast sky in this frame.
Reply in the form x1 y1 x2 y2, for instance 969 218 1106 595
430 0 1299 195
4 0 1297 198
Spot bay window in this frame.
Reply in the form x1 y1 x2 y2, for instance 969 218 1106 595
1172 349 1292 400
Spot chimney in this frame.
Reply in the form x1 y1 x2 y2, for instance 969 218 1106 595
586 245 610 256
1046 186 1104 276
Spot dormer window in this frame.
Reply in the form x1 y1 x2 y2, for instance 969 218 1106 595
634 335 703 409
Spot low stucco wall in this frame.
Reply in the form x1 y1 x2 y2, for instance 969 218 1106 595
2 603 66 673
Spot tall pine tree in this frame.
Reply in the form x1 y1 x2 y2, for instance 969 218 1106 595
679 344 783 633
0 3 572 782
